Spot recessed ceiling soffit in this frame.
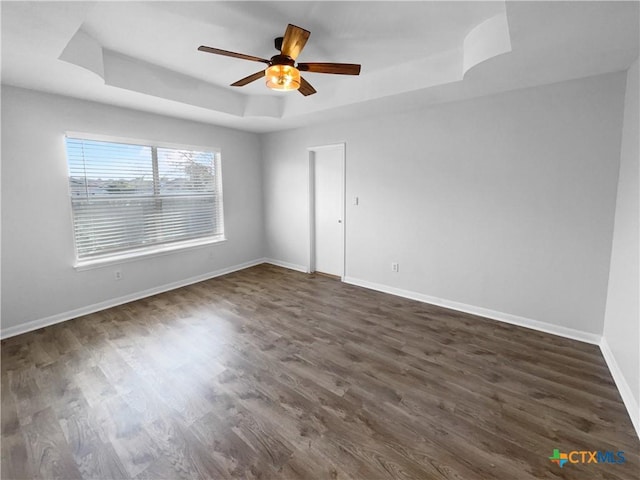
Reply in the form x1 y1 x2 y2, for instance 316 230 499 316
58 9 511 120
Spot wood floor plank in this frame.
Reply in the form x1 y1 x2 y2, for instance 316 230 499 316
22 407 83 479
74 440 130 480
90 397 161 478
8 366 47 424
1 371 20 437
1 431 34 480
136 415 230 479
2 264 638 479
73 365 119 408
191 410 272 479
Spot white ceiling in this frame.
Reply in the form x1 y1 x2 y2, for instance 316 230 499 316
2 1 638 133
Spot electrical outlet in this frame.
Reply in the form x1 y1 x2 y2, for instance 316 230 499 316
114 270 122 281
391 262 399 273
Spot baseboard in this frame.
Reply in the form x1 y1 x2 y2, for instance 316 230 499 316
263 258 309 273
600 337 640 439
343 276 602 345
0 258 265 339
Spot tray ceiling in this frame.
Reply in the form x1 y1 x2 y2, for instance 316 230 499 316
2 1 638 132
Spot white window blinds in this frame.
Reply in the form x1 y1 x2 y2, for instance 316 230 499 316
65 137 224 261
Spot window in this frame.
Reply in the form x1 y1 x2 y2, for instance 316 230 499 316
65 136 224 264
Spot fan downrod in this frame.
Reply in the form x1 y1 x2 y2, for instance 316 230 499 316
274 36 284 51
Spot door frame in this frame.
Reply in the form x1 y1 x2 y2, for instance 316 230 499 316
307 143 346 279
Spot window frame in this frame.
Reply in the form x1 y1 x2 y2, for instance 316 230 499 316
65 132 226 270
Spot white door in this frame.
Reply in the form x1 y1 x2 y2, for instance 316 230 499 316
313 146 344 277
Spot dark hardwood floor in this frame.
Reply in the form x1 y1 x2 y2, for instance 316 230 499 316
1 264 638 479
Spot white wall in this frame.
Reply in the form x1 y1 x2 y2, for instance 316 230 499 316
1 86 264 336
603 58 640 435
262 72 626 338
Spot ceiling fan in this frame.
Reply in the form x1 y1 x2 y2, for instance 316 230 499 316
198 24 361 96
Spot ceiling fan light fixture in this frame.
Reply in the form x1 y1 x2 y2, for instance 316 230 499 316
199 24 361 96
265 64 301 91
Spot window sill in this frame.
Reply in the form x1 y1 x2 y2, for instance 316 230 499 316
74 236 227 271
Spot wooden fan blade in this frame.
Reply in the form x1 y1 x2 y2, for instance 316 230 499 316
198 46 270 64
297 62 361 75
280 24 310 60
298 76 317 96
231 70 266 87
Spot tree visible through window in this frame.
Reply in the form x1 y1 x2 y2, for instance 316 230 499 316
65 136 224 261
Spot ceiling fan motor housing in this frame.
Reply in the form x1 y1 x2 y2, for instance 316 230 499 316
270 54 295 67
